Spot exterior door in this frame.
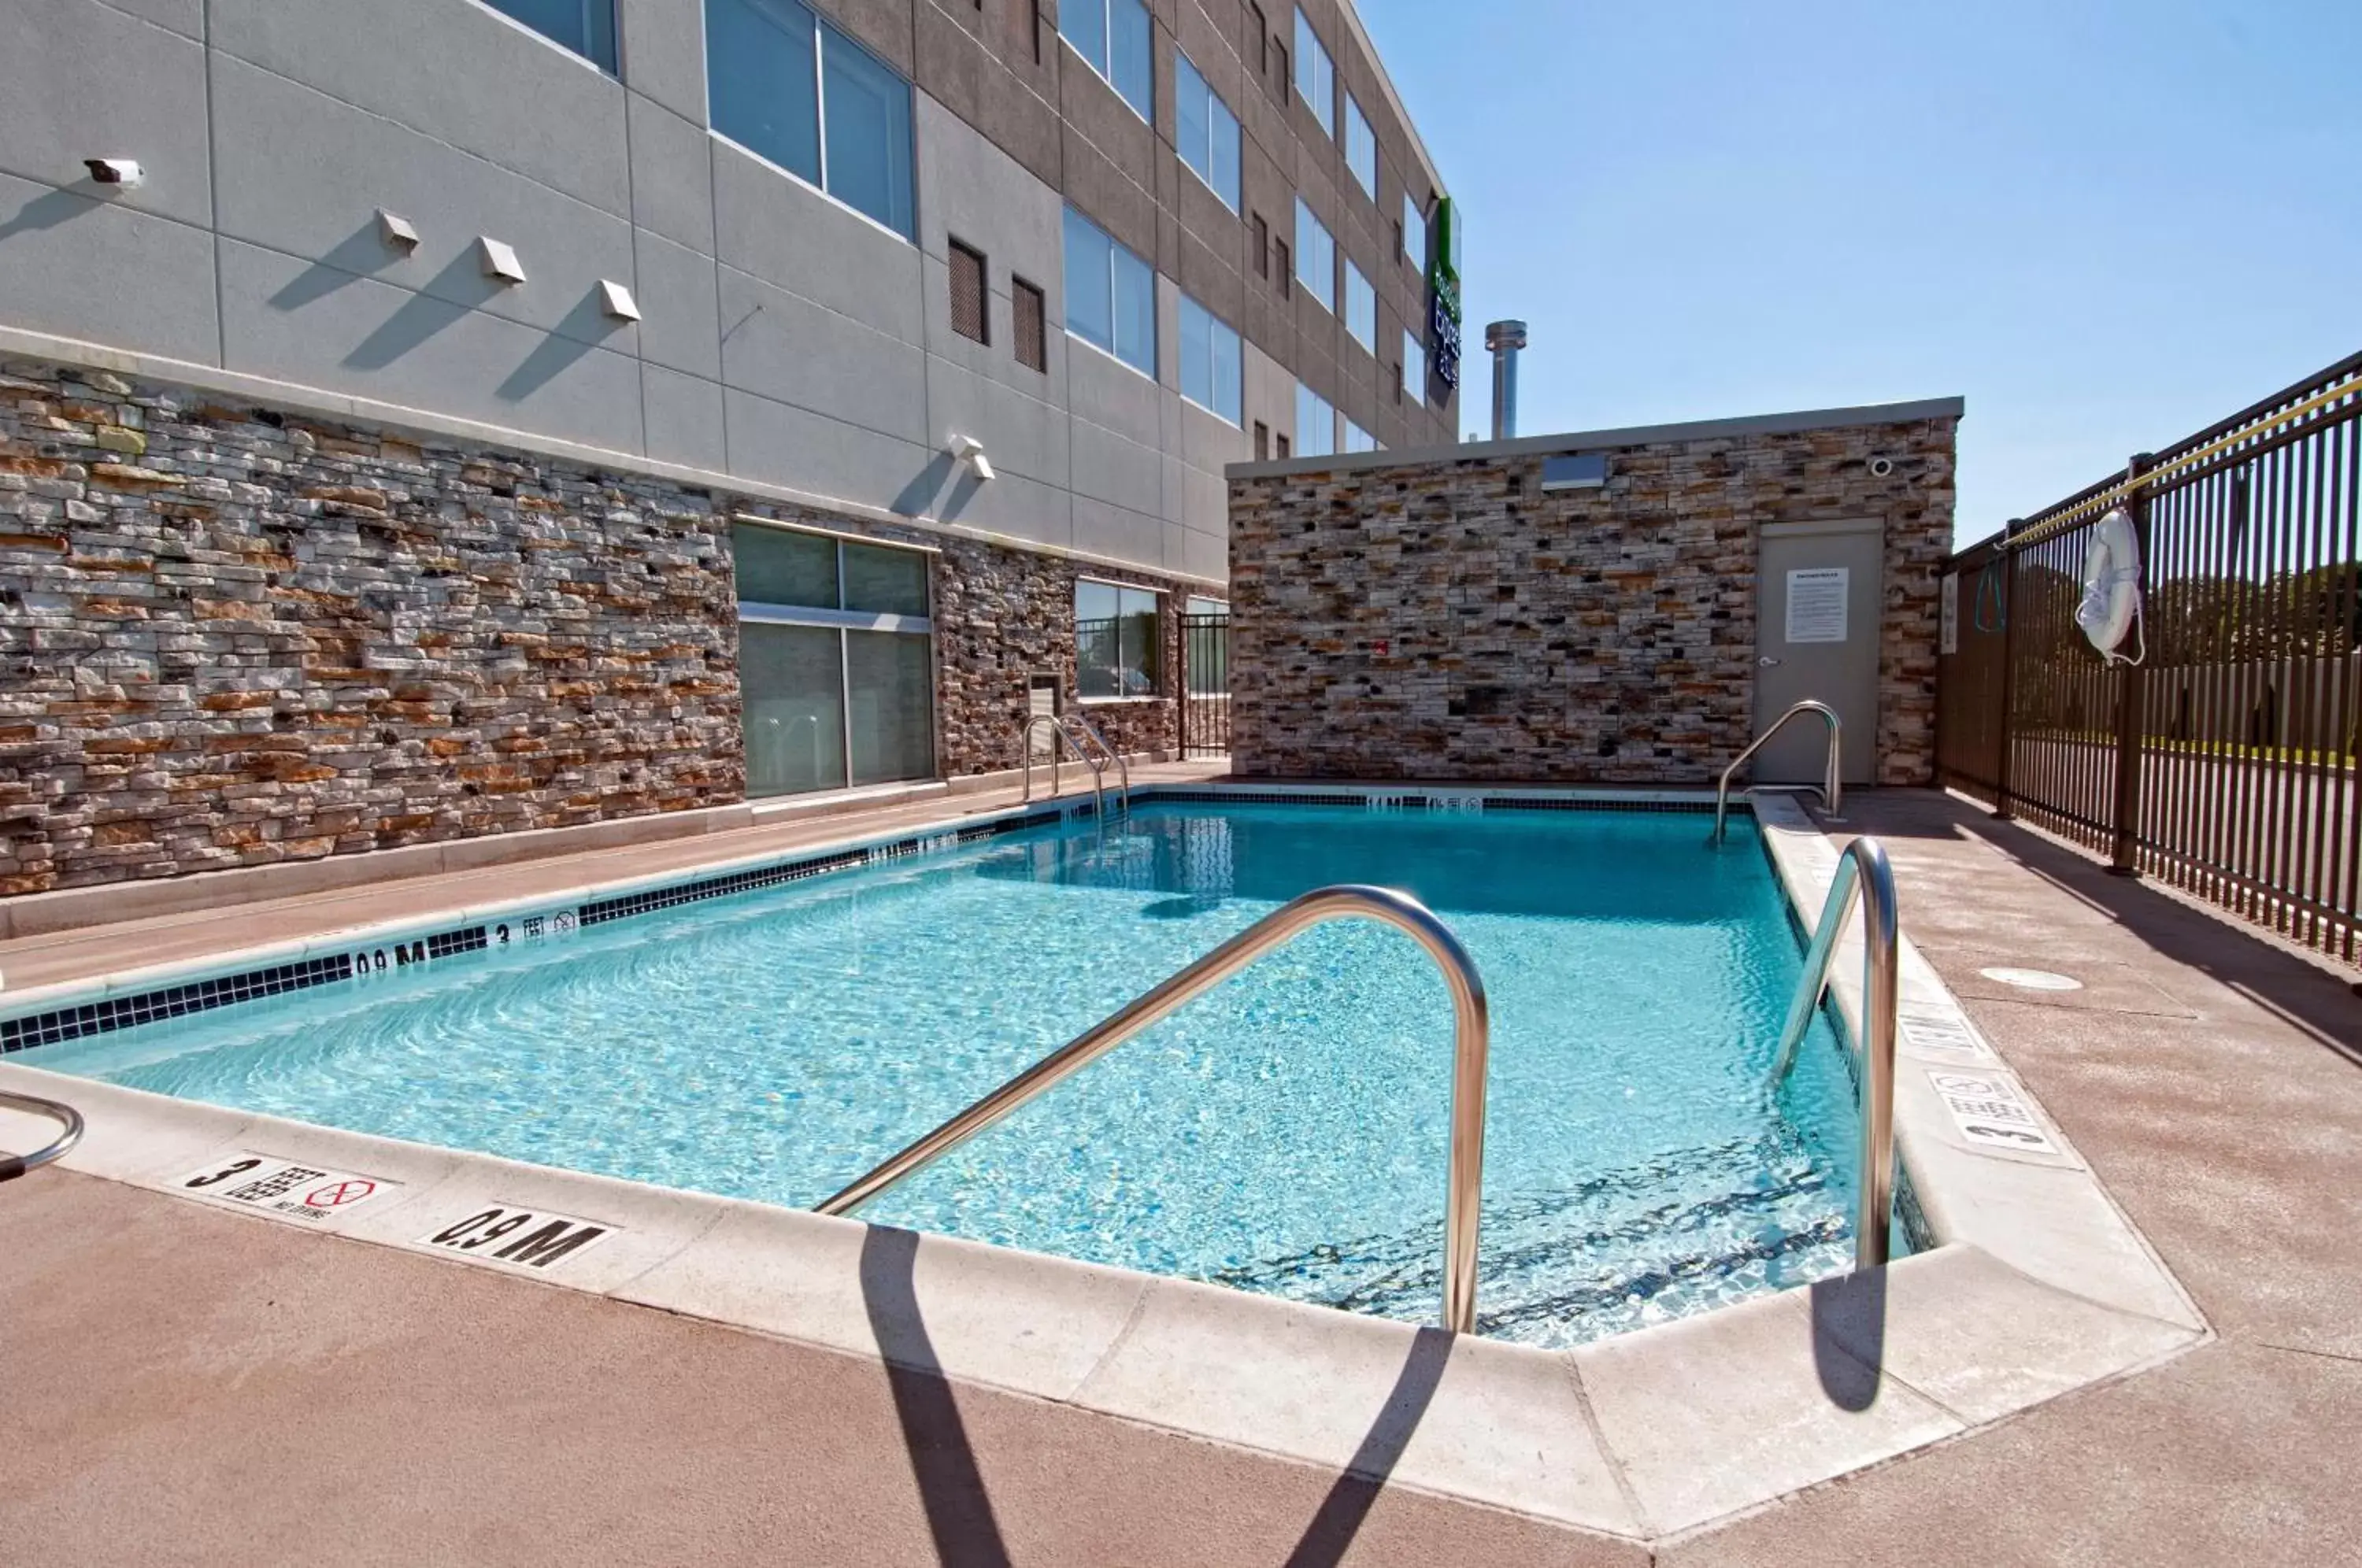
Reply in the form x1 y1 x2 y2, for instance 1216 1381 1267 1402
1754 520 1883 786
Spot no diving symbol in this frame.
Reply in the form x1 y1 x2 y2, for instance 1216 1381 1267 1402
307 1178 377 1208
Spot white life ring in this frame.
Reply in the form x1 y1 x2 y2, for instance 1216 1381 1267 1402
2076 506 2143 662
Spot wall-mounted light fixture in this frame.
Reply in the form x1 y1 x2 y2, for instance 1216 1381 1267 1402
83 158 143 189
376 209 420 253
949 434 994 482
598 279 641 321
1868 457 1895 479
477 236 526 284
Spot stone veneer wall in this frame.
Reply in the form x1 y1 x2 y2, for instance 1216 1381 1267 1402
0 357 1189 893
1227 413 1958 785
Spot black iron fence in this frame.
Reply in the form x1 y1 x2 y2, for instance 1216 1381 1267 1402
1938 350 2362 962
1179 612 1231 758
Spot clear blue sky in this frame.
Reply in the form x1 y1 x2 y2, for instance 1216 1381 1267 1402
1358 0 2361 547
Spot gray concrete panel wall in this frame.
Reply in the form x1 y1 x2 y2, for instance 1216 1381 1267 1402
0 0 1455 587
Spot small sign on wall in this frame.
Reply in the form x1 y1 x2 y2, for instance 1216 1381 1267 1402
1785 568 1850 644
1939 572 1960 655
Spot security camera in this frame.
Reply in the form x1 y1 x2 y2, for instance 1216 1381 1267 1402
84 158 143 187
1868 456 1895 479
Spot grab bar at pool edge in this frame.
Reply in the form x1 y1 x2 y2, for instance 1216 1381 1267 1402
816 885 1494 1335
1766 836 1898 1272
0 1088 85 1183
1020 713 1108 824
1059 713 1131 819
1712 699 1842 844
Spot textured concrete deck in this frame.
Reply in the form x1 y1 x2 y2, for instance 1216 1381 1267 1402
3 787 2358 1563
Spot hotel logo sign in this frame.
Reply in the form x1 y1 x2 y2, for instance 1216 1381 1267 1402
1426 197 1463 395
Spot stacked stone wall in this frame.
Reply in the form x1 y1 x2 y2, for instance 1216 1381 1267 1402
1227 416 1958 786
0 358 1188 892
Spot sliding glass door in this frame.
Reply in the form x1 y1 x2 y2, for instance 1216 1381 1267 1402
735 523 936 798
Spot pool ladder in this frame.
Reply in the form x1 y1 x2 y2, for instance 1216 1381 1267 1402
1711 699 1843 844
816 885 1495 1334
0 1087 84 1184
1768 837 1900 1271
1020 712 1131 823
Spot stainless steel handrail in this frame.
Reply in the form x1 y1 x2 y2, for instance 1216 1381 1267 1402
0 1088 85 1183
1060 713 1131 819
1766 837 1899 1271
1020 713 1107 823
816 885 1494 1333
1712 699 1842 843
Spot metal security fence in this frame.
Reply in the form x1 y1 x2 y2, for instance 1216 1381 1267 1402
1179 612 1231 758
1938 350 2362 962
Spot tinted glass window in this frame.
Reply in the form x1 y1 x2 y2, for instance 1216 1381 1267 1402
706 0 820 186
820 26 915 237
483 0 617 72
734 523 839 608
1294 199 1335 312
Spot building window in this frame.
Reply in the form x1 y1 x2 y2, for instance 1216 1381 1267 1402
1390 360 1402 404
1252 213 1270 279
1403 190 1427 266
1275 238 1292 298
950 239 989 345
482 0 617 72
1276 431 1290 458
1294 381 1335 457
1293 8 1333 135
735 523 936 797
1061 0 1152 122
1063 205 1155 376
1253 420 1269 460
1013 276 1048 371
1076 581 1160 698
1343 259 1374 352
1344 94 1376 199
1178 294 1242 425
1249 2 1268 75
1274 40 1289 97
1294 199 1334 312
1343 416 1376 453
706 0 915 239
1175 51 1242 211
1402 329 1427 407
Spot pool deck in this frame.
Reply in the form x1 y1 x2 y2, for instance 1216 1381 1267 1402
2 786 2358 1563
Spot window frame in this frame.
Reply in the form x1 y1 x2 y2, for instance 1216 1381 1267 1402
1177 293 1243 426
1063 204 1157 379
734 519 939 797
1294 198 1335 313
1294 380 1335 458
1293 7 1334 135
1060 0 1153 124
1343 257 1375 353
478 0 619 73
1173 49 1242 213
1402 329 1427 407
1344 93 1376 199
705 0 917 242
1074 578 1164 701
1342 416 1376 453
1403 190 1427 268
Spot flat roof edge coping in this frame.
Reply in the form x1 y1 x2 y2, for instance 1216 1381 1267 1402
1226 396 1968 482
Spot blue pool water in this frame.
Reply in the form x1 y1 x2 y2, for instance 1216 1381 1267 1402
20 804 1864 1346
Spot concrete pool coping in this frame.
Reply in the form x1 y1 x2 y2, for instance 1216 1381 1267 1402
0 784 2207 1544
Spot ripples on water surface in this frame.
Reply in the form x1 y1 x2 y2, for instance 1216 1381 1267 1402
29 805 1868 1346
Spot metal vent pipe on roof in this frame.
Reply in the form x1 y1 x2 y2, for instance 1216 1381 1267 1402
1485 320 1527 441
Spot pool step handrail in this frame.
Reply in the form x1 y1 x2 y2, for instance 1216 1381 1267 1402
815 885 1494 1334
1765 836 1898 1272
1058 713 1131 819
1712 700 1842 843
0 1088 85 1184
1020 712 1109 823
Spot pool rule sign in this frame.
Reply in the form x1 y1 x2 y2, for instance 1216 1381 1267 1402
179 1153 397 1223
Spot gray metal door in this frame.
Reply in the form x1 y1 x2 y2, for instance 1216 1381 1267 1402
1754 521 1883 785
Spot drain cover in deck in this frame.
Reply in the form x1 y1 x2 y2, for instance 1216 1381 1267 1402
1978 967 2084 992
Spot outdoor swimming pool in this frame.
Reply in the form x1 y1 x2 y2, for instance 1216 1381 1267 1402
13 801 1866 1347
